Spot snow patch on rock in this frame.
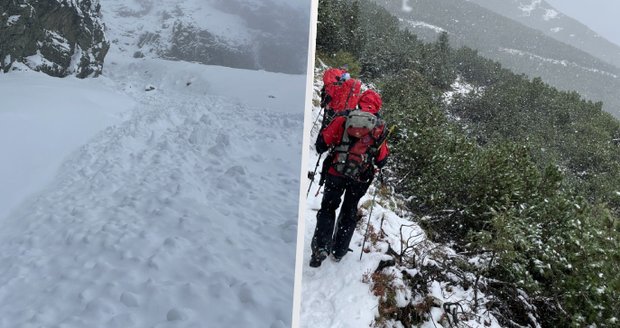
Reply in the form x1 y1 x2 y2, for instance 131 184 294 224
542 8 558 21
518 0 541 16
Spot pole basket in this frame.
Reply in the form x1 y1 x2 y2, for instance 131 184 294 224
307 171 316 180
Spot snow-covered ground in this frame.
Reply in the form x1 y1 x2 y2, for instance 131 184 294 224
0 73 134 221
0 19 306 328
300 70 502 328
442 76 483 106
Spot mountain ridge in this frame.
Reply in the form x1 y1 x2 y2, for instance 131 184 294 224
468 0 620 69
373 0 620 117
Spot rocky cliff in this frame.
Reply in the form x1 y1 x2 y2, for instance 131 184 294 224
0 0 109 78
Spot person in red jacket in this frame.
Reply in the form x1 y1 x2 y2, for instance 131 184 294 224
310 89 389 267
320 67 346 109
319 68 362 130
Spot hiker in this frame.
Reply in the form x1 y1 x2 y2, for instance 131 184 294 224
320 67 347 109
319 68 363 130
310 89 389 267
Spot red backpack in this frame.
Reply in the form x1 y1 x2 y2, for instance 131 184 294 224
322 68 345 86
329 78 362 112
322 68 345 104
358 89 382 114
332 110 386 181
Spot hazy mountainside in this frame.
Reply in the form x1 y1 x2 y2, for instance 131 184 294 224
0 0 109 77
374 0 620 117
468 0 620 70
100 0 310 74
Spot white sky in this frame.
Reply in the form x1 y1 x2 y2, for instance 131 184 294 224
545 0 620 47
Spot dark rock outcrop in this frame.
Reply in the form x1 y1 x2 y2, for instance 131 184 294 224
165 22 257 70
131 0 310 74
0 0 109 78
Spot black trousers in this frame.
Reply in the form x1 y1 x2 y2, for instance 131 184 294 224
311 173 372 258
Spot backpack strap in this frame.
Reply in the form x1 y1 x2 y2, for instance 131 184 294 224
342 80 362 110
334 109 351 117
367 122 386 157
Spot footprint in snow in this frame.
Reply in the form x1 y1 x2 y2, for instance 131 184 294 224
108 313 135 326
83 298 114 318
188 125 209 145
226 165 246 178
120 291 139 307
215 133 230 146
270 320 286 328
237 283 257 306
166 308 187 321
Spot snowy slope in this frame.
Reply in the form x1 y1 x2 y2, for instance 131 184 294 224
0 73 134 222
0 27 305 328
300 70 503 328
0 61 304 327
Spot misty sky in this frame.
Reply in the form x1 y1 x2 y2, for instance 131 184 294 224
545 0 620 47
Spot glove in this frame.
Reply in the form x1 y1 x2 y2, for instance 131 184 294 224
315 134 329 154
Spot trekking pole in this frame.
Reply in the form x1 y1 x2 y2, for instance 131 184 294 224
314 184 323 197
311 107 325 133
360 183 379 260
306 153 323 197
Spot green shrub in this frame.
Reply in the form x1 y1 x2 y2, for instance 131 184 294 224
317 50 361 77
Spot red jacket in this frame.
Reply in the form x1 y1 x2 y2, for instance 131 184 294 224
317 116 389 178
322 68 346 106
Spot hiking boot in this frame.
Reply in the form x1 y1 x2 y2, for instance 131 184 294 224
331 248 352 263
309 249 329 268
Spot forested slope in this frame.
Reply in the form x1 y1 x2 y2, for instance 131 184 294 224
317 0 620 326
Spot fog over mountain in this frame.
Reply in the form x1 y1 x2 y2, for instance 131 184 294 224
102 0 311 74
545 0 620 47
468 0 620 70
376 0 620 117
